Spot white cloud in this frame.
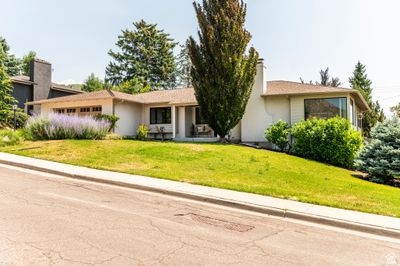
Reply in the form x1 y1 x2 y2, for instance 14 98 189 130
56 79 83 85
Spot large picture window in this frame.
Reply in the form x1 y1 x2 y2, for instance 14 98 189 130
304 97 347 120
150 107 172 124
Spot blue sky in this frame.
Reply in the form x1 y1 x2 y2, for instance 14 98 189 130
1 0 399 114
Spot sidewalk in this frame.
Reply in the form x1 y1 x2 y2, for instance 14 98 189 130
1 152 399 238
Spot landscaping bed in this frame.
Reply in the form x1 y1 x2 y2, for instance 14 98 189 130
1 139 400 217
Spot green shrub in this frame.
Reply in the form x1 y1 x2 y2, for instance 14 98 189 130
94 114 120 132
291 117 363 168
136 124 149 140
0 110 29 129
265 120 290 152
356 118 400 183
0 129 29 147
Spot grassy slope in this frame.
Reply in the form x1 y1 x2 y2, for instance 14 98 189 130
2 140 400 217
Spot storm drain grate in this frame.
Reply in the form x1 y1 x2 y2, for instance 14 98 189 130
176 212 254 232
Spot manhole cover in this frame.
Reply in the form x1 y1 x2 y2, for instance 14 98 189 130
176 212 254 232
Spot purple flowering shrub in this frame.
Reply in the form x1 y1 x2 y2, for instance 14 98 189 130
26 114 110 140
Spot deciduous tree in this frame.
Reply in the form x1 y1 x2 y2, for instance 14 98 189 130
82 73 104 92
391 103 400 118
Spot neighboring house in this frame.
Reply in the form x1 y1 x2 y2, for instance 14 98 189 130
11 59 83 114
26 59 370 144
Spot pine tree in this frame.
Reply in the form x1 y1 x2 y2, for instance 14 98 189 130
106 20 177 91
0 37 22 76
349 61 384 137
176 40 192 88
0 46 16 124
356 118 400 183
82 73 104 92
188 0 259 140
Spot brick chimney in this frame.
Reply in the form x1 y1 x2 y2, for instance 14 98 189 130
30 59 52 113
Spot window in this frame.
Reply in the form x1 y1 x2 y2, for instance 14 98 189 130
80 107 90 113
150 107 171 124
304 97 347 120
55 109 65 114
92 106 102 112
195 107 207 125
66 108 76 114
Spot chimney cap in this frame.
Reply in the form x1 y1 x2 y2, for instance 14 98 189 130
33 58 51 65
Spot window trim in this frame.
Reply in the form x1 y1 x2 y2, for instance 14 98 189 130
150 107 172 125
304 97 348 120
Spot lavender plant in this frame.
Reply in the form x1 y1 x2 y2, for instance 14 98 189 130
26 114 110 140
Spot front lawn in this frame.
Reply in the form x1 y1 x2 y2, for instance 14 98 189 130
1 140 400 217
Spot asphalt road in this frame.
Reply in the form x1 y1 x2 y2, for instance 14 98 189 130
0 164 399 266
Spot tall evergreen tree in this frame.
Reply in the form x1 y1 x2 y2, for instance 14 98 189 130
188 0 259 140
0 46 16 124
176 40 192 88
0 37 22 76
349 61 384 137
106 20 177 91
82 73 104 92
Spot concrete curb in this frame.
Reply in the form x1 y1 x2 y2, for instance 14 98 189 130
1 154 400 239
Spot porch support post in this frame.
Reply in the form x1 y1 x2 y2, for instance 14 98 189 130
178 107 186 138
172 105 176 139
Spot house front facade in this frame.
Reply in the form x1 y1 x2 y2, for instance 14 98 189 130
11 59 83 114
27 60 370 144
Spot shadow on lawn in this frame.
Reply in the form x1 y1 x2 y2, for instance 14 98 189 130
352 173 400 188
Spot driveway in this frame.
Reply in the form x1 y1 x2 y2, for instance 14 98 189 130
0 164 399 265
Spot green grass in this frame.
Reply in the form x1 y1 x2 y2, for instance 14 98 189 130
1 140 400 217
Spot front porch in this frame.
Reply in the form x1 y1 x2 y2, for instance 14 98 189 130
147 105 216 141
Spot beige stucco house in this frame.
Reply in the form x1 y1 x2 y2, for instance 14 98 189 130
27 60 370 144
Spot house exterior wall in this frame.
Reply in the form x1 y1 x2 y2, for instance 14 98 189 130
114 101 142 136
241 61 269 142
11 83 33 110
289 92 351 125
40 99 114 117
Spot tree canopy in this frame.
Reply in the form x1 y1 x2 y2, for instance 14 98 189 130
188 0 259 140
0 37 22 76
349 61 385 137
391 103 400 118
81 73 104 92
300 67 342 87
0 46 16 124
106 20 177 92
176 40 192 88
21 51 36 76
